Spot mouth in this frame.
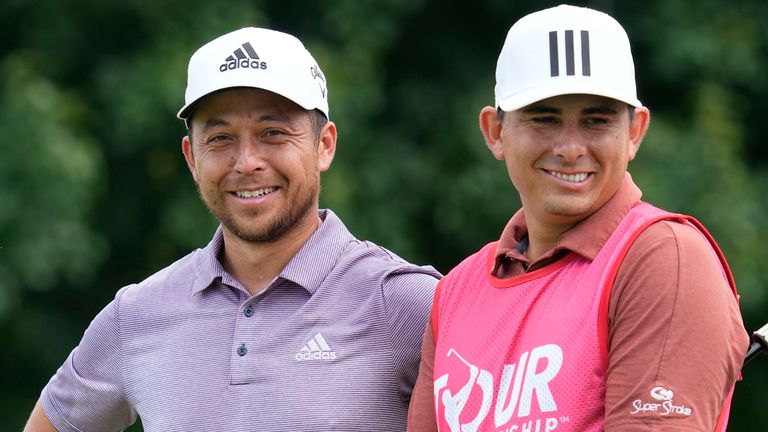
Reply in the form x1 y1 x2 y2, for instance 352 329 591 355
233 187 278 198
545 170 590 183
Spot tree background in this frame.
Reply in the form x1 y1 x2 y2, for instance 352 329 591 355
2 0 767 429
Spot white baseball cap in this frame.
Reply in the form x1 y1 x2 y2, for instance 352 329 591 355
495 4 641 111
177 27 329 123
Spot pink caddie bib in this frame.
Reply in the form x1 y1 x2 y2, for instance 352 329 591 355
431 203 737 432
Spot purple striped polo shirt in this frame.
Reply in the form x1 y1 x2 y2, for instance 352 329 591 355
40 209 440 431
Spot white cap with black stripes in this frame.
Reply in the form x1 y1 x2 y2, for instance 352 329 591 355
495 5 641 112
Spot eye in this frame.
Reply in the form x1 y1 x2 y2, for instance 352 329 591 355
263 129 285 137
583 116 610 126
261 128 291 143
531 116 558 124
208 134 233 143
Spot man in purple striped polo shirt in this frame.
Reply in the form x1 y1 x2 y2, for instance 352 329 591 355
24 27 440 432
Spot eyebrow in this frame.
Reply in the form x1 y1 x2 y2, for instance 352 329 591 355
519 104 619 116
520 106 560 115
200 113 297 133
582 105 619 115
201 118 230 133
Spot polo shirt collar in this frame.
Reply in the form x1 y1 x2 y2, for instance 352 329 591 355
191 209 352 295
191 226 228 295
278 209 352 294
494 172 643 271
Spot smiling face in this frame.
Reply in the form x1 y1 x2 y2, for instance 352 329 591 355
480 94 649 232
182 88 336 244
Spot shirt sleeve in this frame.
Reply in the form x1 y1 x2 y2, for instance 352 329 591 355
40 291 136 432
381 269 440 404
407 314 438 432
604 220 748 431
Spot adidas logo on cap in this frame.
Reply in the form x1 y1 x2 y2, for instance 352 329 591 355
178 27 330 121
295 332 337 361
219 41 267 72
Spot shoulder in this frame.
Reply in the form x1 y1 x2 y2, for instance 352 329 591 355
611 217 736 320
424 242 496 325
115 247 204 308
337 239 441 311
367 241 442 302
321 209 441 281
340 238 442 281
635 218 710 248
622 218 722 274
381 271 440 315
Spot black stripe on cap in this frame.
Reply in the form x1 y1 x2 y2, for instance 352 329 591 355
581 31 591 76
549 31 559 77
565 30 575 76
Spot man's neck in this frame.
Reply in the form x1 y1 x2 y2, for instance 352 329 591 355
220 213 321 296
524 217 577 262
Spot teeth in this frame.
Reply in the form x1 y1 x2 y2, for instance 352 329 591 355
549 171 588 183
236 187 276 198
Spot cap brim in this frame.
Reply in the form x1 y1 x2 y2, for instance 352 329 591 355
177 86 328 121
497 83 642 112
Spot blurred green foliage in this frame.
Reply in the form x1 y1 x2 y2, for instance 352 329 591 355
2 0 767 429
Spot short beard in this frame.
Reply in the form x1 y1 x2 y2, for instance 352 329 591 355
198 177 320 244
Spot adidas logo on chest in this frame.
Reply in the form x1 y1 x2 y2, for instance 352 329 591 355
295 332 337 361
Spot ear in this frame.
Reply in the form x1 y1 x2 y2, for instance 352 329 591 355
317 121 337 173
479 106 506 161
627 106 650 161
181 135 200 183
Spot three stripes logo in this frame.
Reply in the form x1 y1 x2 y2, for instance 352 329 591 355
295 332 337 361
219 41 267 72
549 30 590 77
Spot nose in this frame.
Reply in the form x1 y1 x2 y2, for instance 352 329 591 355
233 139 267 174
553 128 586 163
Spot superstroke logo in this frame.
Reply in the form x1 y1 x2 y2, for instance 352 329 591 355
434 344 563 432
630 386 693 417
